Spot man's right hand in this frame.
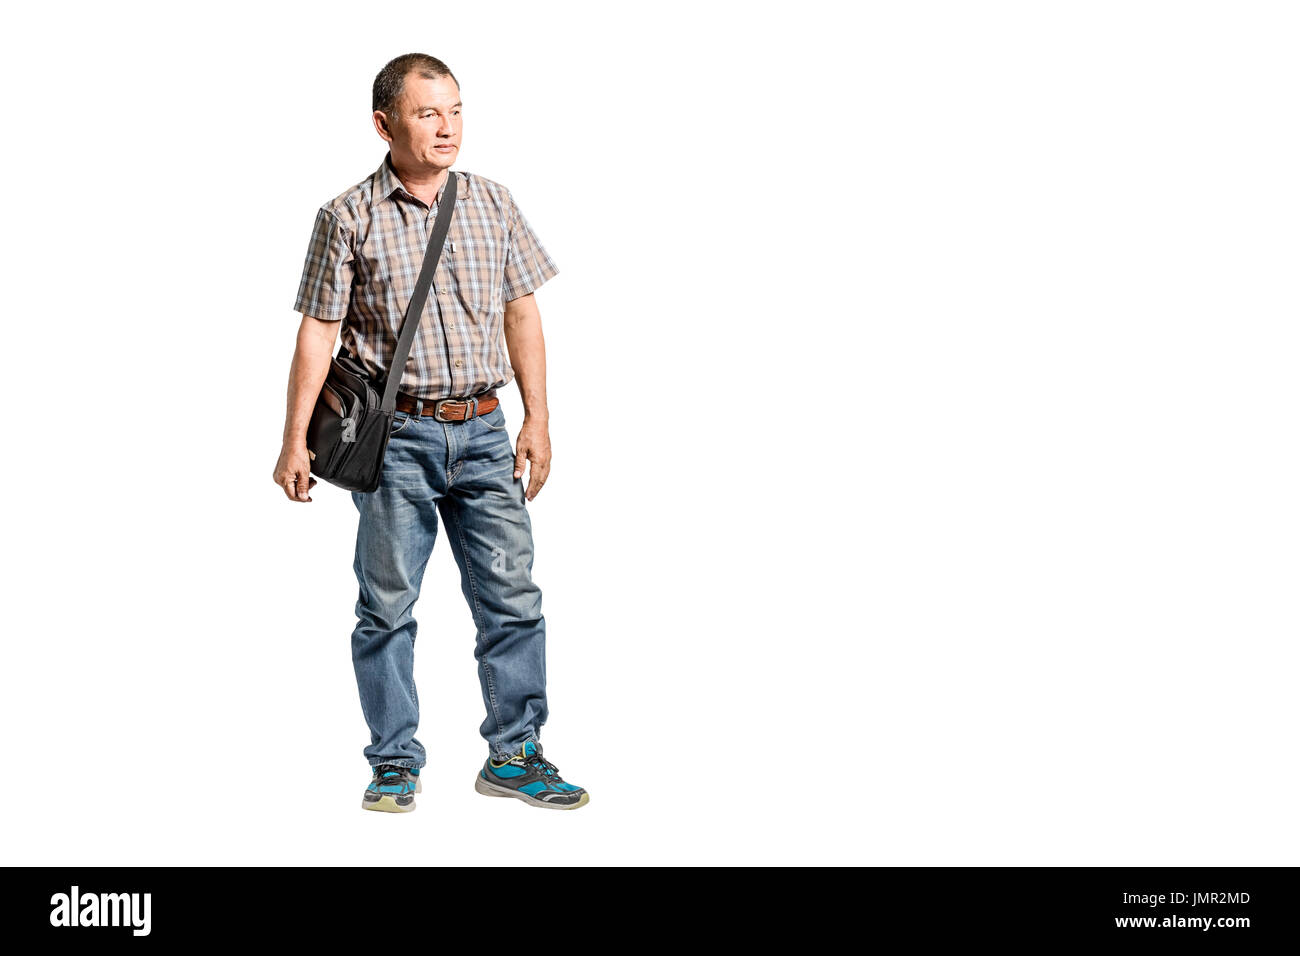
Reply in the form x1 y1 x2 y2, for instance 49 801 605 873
278 314 341 503
273 443 317 502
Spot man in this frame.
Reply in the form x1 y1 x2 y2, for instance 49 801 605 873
273 53 588 813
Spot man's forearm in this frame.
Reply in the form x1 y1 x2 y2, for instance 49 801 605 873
503 296 548 421
283 321 337 444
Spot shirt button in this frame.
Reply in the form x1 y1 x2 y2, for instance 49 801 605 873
454 360 463 368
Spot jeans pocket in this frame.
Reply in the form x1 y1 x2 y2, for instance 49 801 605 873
477 405 509 431
390 412 413 435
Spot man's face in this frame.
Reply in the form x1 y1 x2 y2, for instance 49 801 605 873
378 72 462 170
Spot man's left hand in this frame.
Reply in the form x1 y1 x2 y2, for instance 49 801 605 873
513 418 551 500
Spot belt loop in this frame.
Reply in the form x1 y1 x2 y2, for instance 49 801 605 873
414 398 424 417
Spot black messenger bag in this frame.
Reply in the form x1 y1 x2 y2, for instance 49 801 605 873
305 171 457 493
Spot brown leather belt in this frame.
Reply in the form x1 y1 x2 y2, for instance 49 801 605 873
395 390 498 422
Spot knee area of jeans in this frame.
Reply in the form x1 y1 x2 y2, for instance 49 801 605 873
353 606 418 636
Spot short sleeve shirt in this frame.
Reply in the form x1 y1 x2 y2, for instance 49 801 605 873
292 151 559 399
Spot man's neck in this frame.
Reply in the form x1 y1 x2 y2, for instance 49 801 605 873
391 154 449 207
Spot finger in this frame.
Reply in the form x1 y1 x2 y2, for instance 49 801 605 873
514 443 528 481
526 463 548 500
294 469 312 502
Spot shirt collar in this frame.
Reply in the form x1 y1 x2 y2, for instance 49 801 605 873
374 150 469 206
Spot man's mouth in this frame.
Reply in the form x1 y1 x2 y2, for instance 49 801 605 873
435 145 456 151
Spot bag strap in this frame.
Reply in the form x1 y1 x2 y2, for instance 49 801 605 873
380 170 458 411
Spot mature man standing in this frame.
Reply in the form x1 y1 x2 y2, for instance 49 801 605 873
273 53 587 813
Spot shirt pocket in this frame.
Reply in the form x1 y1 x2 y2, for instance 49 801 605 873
449 236 503 314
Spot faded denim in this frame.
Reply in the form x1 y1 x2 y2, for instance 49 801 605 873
349 401 546 768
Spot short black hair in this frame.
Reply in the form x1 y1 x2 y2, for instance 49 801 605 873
373 53 459 128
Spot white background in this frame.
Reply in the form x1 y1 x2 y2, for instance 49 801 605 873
1 0 1296 865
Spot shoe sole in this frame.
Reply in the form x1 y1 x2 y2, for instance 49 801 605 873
362 793 416 812
474 772 590 810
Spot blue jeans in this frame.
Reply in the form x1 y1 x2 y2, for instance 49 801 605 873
349 401 546 769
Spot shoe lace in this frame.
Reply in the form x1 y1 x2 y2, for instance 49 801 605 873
374 764 409 781
523 752 563 781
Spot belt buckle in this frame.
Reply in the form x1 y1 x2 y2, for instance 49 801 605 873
433 397 478 422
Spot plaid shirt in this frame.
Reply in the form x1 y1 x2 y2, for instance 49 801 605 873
292 151 559 399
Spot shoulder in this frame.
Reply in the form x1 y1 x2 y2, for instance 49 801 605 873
461 169 509 198
459 170 521 219
316 168 382 236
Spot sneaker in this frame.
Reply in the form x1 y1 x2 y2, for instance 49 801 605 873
474 740 589 810
362 763 419 813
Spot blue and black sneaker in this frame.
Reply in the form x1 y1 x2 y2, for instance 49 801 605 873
474 740 589 810
362 763 420 813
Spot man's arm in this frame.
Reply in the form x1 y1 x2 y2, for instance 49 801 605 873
502 292 550 501
272 314 341 502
